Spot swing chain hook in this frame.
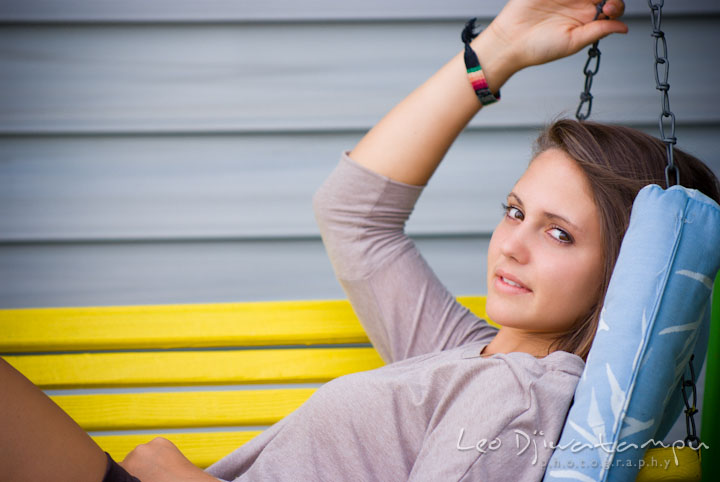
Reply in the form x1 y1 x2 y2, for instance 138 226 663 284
648 0 679 187
575 1 607 121
680 354 701 451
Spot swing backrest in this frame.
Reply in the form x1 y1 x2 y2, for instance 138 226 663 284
543 184 720 481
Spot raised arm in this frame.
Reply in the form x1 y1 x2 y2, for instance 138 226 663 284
350 0 627 186
315 0 627 363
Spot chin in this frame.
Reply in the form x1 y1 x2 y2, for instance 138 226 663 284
485 299 525 328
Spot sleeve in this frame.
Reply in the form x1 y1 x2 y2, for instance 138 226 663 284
312 151 497 364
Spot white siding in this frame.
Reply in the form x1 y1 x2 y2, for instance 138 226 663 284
1 13 719 310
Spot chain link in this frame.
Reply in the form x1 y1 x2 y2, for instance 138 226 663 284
680 355 701 450
648 0 679 187
575 1 607 121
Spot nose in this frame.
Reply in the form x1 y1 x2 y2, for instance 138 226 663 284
499 223 530 264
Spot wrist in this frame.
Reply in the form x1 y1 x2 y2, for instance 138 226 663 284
469 26 520 94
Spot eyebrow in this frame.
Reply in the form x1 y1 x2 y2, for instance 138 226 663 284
508 192 583 233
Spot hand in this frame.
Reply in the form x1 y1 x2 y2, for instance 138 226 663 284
475 0 627 89
119 437 218 482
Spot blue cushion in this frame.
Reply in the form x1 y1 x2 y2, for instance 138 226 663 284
543 185 720 482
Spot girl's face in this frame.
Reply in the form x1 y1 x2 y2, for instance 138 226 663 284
486 148 604 336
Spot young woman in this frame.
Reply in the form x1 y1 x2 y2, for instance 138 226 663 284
2 0 719 481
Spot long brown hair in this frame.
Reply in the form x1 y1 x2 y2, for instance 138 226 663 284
533 119 720 361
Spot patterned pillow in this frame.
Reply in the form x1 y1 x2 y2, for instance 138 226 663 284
543 185 720 482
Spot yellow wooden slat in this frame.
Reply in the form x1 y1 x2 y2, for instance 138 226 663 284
636 447 702 482
92 431 261 469
53 388 316 431
0 296 490 353
0 300 369 353
7 347 384 389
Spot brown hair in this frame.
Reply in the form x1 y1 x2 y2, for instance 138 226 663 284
533 119 720 361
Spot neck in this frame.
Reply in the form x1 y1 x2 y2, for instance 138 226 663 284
482 327 559 358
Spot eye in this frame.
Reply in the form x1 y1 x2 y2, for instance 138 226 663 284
501 203 524 221
548 226 573 244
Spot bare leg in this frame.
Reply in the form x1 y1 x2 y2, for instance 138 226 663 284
0 357 108 482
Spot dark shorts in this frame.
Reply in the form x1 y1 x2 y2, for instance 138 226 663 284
103 452 141 482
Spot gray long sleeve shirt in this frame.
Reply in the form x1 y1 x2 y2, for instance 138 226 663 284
204 152 585 481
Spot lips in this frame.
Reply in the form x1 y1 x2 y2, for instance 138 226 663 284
494 269 531 293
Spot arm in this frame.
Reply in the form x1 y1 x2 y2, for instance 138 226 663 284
315 0 627 363
313 154 497 363
350 0 627 187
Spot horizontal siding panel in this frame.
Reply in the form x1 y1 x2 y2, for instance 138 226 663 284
1 0 718 22
0 18 718 134
2 127 719 242
0 236 491 308
0 130 532 241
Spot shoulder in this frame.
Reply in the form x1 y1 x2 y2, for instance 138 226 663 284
458 350 584 426
478 350 584 394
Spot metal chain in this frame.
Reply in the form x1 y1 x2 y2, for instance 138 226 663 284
575 1 607 121
649 1 699 451
648 0 679 187
680 355 701 450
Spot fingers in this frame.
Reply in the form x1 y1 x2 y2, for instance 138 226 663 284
602 0 625 20
572 17 628 50
120 437 214 482
121 437 177 466
571 0 627 49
